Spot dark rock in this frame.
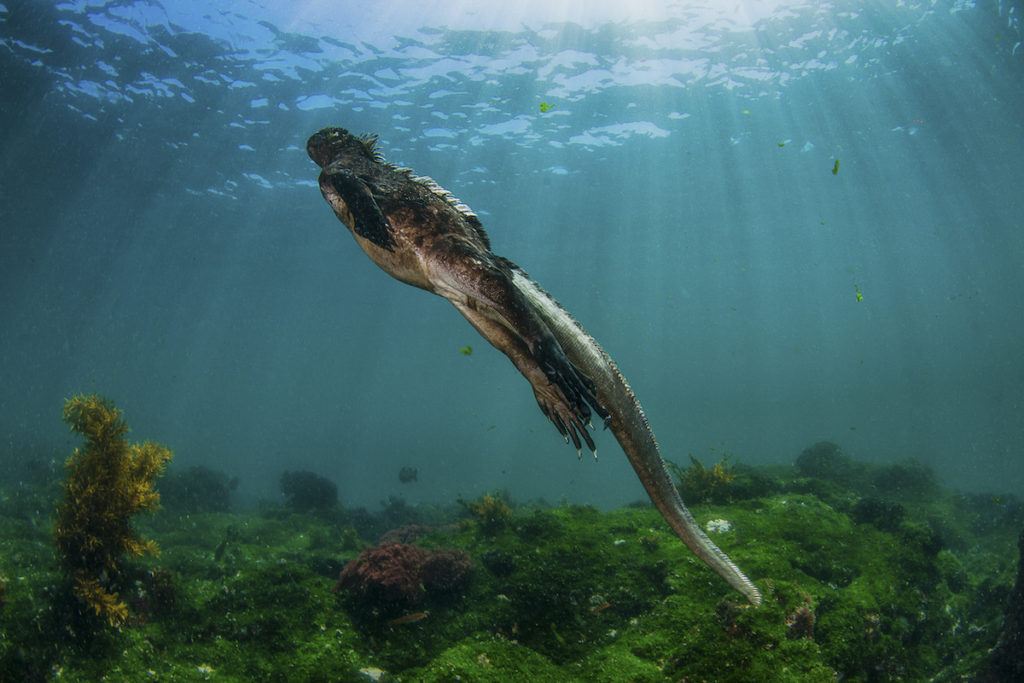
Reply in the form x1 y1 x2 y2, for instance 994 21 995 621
978 527 1024 681
161 465 238 513
279 470 338 512
795 441 853 481
852 497 905 532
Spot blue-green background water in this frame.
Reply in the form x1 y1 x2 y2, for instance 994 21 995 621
1 0 1022 510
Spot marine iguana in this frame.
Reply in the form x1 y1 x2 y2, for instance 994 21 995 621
307 127 762 606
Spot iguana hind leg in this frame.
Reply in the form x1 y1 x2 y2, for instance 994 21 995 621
449 296 602 455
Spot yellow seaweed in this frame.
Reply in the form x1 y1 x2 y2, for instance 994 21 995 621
53 394 172 626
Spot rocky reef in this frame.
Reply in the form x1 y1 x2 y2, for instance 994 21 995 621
160 465 237 514
280 469 339 513
1 437 1021 680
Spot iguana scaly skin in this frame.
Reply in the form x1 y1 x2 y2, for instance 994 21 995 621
307 127 761 605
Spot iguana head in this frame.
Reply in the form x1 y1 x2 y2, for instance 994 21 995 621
306 127 382 169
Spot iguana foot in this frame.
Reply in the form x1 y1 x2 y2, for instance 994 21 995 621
532 339 609 454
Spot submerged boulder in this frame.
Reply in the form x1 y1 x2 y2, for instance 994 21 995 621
978 527 1024 681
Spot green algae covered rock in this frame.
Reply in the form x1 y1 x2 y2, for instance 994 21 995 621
2 445 1019 681
404 637 569 682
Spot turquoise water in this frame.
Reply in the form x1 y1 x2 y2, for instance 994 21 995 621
1 1 1022 509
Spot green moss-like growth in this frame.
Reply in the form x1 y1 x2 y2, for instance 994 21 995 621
53 394 172 626
670 453 738 504
1 437 1018 680
404 637 569 681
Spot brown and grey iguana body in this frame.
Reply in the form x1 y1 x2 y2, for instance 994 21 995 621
307 126 762 606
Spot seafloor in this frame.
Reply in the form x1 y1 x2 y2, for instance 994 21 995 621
1 441 1021 682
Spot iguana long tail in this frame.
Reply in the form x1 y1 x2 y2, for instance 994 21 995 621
511 269 762 606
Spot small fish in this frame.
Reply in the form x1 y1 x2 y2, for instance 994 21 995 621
398 466 418 484
590 601 612 614
460 345 472 355
539 101 554 113
832 159 840 175
387 612 428 627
